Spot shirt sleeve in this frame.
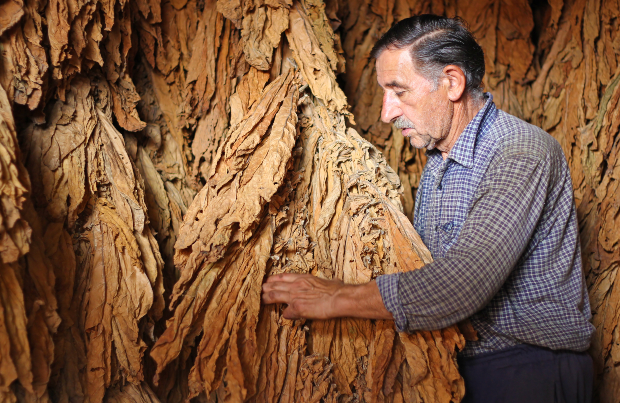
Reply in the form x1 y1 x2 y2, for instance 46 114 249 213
377 152 554 332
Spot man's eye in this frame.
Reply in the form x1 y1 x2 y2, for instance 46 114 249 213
395 91 405 97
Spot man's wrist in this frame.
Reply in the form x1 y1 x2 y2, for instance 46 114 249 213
331 283 354 318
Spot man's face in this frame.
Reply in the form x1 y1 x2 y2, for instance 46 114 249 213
376 48 453 150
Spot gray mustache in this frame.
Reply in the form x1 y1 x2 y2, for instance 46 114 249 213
393 116 415 129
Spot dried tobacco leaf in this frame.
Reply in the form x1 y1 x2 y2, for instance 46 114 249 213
151 67 301 400
0 261 32 402
241 3 290 70
0 69 60 403
286 5 348 113
0 79 31 264
0 0 24 37
20 77 165 403
0 79 33 403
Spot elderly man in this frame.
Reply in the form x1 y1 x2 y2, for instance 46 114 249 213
262 15 594 402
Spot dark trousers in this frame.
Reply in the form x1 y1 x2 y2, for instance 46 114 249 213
457 344 593 403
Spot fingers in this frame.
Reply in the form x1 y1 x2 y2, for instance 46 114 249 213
282 306 305 320
282 298 324 320
263 278 314 293
264 273 312 283
261 274 343 320
282 304 300 320
261 288 291 305
261 277 314 304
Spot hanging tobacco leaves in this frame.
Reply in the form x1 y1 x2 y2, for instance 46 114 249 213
1 0 620 401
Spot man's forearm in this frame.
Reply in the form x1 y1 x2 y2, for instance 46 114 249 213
261 273 393 321
333 281 393 320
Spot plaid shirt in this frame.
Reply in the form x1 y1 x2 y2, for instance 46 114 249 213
376 94 595 356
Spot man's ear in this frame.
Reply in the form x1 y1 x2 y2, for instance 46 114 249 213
442 65 467 102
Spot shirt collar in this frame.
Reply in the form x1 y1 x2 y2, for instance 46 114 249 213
427 93 497 169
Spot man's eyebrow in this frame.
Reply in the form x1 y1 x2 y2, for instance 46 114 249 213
384 81 408 89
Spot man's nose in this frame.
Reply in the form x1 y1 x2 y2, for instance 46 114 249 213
381 92 402 123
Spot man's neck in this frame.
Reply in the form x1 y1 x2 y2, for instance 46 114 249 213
437 94 486 160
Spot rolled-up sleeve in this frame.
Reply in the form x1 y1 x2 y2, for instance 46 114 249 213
378 153 552 332
376 273 407 331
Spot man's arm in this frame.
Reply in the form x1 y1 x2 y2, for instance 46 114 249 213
261 274 393 320
378 152 554 331
262 152 553 328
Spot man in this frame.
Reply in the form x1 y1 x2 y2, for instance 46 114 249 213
262 15 594 402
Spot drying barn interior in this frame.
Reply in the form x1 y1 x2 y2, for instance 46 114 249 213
0 0 619 401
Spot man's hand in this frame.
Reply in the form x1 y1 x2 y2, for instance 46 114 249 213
261 273 394 321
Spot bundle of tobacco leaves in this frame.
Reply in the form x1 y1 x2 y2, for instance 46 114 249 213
151 62 464 402
2 0 620 401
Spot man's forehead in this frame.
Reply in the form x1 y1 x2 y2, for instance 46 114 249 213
376 48 412 68
376 48 416 88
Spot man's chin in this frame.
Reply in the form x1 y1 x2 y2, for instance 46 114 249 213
407 136 434 150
